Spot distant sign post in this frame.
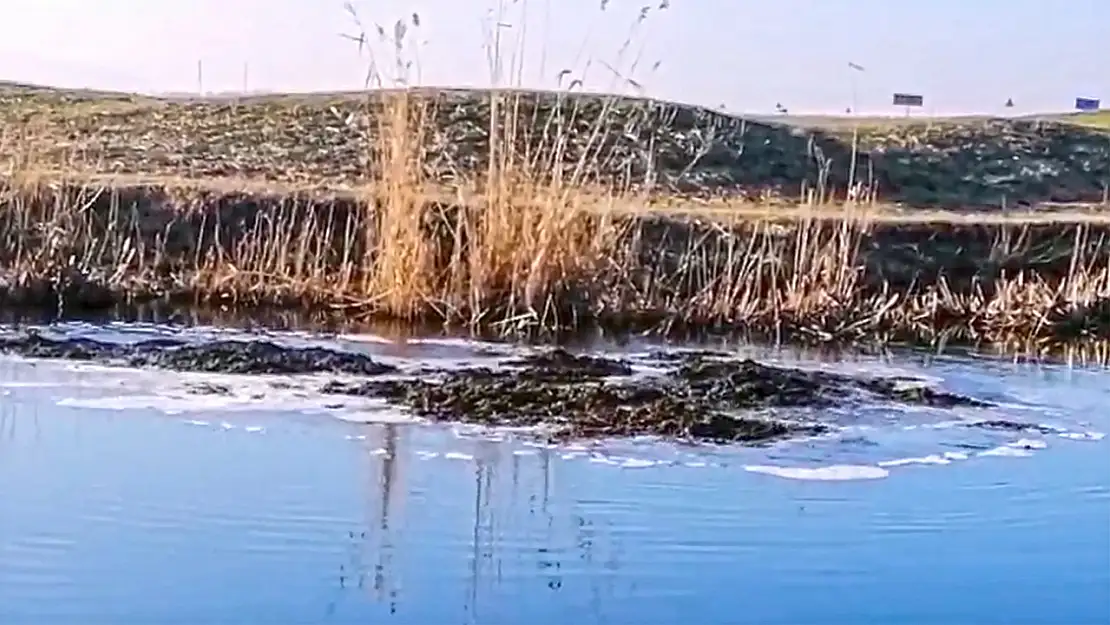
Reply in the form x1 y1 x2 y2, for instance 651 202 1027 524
1075 97 1101 112
892 93 924 117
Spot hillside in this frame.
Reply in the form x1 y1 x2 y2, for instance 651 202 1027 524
1 84 1107 209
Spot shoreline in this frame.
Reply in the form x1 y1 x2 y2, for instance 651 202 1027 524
3 181 1110 350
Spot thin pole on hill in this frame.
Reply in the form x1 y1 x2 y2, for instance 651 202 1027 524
847 62 866 202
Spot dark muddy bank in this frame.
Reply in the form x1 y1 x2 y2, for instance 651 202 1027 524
325 348 989 442
4 184 1110 345
8 182 1110 294
0 331 1002 443
0 331 397 376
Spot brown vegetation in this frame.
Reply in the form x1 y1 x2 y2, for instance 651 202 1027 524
1 6 1109 353
3 164 1110 350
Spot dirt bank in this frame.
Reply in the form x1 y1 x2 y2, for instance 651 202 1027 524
3 87 1108 209
2 183 1110 346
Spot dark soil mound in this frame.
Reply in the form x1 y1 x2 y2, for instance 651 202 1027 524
0 331 396 376
322 350 990 443
0 331 998 443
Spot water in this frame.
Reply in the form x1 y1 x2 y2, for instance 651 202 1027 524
1 323 1108 624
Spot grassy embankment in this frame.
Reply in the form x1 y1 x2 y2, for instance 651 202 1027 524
1 9 1110 351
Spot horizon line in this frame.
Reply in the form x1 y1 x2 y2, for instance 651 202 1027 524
0 78 1101 120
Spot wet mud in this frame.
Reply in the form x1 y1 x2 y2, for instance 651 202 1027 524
964 419 1061 435
322 348 991 443
0 333 1000 443
0 331 397 376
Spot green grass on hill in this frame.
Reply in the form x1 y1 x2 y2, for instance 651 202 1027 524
1063 110 1110 130
767 110 1110 133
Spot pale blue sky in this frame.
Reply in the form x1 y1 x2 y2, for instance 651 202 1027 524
0 0 1105 115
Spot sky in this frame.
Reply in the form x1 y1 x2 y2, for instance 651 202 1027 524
0 0 1106 116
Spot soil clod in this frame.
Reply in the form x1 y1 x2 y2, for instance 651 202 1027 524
322 350 992 443
964 419 1059 435
0 332 397 376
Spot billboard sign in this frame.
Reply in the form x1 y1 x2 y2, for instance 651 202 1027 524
892 93 924 107
1075 97 1101 111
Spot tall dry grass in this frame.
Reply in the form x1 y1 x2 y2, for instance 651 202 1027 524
330 1 658 330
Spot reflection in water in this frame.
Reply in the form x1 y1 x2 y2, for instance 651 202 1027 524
331 425 404 617
466 456 490 623
371 425 402 613
334 427 627 622
0 389 40 444
367 426 403 613
1 337 1108 624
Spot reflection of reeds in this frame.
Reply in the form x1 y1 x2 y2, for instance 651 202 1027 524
341 425 404 612
465 459 496 622
371 426 401 609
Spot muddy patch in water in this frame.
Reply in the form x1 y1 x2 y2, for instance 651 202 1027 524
322 348 991 443
0 331 1002 444
0 331 396 376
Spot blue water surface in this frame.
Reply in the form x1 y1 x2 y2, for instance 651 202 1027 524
0 324 1107 625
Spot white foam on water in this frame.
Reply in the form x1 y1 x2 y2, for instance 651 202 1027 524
1059 431 1106 441
589 455 619 465
58 395 251 412
512 449 538 456
923 420 961 430
619 458 658 469
219 422 234 430
184 419 209 426
521 440 555 449
345 435 367 441
61 362 139 375
684 461 708 468
943 451 970 461
978 446 1034 458
407 337 505 350
333 333 397 345
443 451 474 461
1011 438 1047 450
330 409 420 425
0 380 66 388
243 426 265 433
369 448 389 456
489 425 548 434
878 454 953 467
744 464 890 481
55 387 377 417
415 451 439 460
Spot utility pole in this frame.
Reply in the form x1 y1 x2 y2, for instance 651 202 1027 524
847 61 866 201
196 59 203 95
